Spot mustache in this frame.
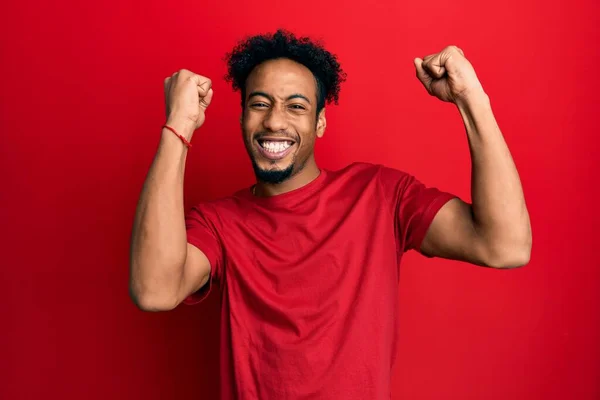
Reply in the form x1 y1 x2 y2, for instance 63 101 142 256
254 130 299 142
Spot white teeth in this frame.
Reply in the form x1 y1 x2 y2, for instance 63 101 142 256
261 140 292 153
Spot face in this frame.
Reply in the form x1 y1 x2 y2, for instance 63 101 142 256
241 58 326 184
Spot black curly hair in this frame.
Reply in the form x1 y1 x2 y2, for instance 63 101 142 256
224 29 346 115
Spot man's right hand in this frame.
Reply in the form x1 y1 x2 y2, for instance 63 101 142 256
164 69 214 140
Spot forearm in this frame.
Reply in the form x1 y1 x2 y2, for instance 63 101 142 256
129 129 190 308
457 92 531 266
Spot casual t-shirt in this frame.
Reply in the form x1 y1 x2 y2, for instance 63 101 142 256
184 161 456 400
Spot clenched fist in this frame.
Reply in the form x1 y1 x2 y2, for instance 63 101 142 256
164 69 214 139
414 46 485 105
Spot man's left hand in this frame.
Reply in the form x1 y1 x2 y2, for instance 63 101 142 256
414 46 485 104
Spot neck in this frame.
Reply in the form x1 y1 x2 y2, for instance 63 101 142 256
254 158 320 197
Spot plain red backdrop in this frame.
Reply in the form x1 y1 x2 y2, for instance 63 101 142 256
1 0 599 399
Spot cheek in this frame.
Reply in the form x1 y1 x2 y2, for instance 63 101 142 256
241 116 258 142
297 131 317 156
295 116 316 137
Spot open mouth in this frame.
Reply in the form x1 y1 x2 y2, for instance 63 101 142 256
256 138 297 160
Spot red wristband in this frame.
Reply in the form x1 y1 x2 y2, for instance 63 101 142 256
163 125 192 148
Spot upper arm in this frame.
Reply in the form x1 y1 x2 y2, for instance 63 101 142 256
175 243 212 306
419 197 490 266
180 203 224 306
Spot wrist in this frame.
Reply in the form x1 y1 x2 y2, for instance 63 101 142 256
455 89 490 112
162 125 193 150
160 127 191 154
165 117 196 140
456 91 498 137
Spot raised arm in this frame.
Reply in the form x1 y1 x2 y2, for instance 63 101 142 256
414 46 531 268
129 70 215 311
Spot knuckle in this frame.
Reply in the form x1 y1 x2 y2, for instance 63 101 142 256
197 75 211 85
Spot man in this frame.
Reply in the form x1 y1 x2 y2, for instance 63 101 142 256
129 30 531 399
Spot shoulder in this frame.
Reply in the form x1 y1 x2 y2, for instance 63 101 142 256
333 161 412 185
187 191 248 221
331 161 405 180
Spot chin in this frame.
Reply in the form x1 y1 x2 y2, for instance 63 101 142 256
254 164 294 185
255 157 293 171
251 157 295 184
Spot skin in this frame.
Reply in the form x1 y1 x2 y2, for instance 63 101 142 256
241 58 327 197
129 45 531 312
414 46 532 268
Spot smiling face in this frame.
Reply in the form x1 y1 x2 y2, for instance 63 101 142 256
241 58 326 185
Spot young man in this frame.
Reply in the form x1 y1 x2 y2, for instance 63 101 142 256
130 30 531 399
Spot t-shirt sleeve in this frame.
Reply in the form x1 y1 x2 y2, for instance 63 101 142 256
378 165 457 254
182 203 224 305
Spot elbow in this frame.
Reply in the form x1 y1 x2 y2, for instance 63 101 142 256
476 211 532 269
130 289 178 312
485 238 532 269
488 249 530 269
129 275 179 312
129 253 185 312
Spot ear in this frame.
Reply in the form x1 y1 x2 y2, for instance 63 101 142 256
316 108 327 138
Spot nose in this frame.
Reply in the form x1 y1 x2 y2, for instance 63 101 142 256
262 105 288 132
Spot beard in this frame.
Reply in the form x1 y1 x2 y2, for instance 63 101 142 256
251 158 295 184
244 127 306 184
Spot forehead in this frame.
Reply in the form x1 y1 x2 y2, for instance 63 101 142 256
246 58 316 100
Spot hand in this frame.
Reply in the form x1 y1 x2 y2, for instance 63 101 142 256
414 46 485 104
164 69 214 139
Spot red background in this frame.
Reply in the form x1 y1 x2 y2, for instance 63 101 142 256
2 0 599 399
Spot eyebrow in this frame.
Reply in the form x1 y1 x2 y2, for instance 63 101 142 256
248 91 311 104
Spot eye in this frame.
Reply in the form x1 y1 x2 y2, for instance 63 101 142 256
251 102 268 108
290 104 306 110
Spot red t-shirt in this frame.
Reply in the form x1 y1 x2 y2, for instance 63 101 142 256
184 162 456 399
